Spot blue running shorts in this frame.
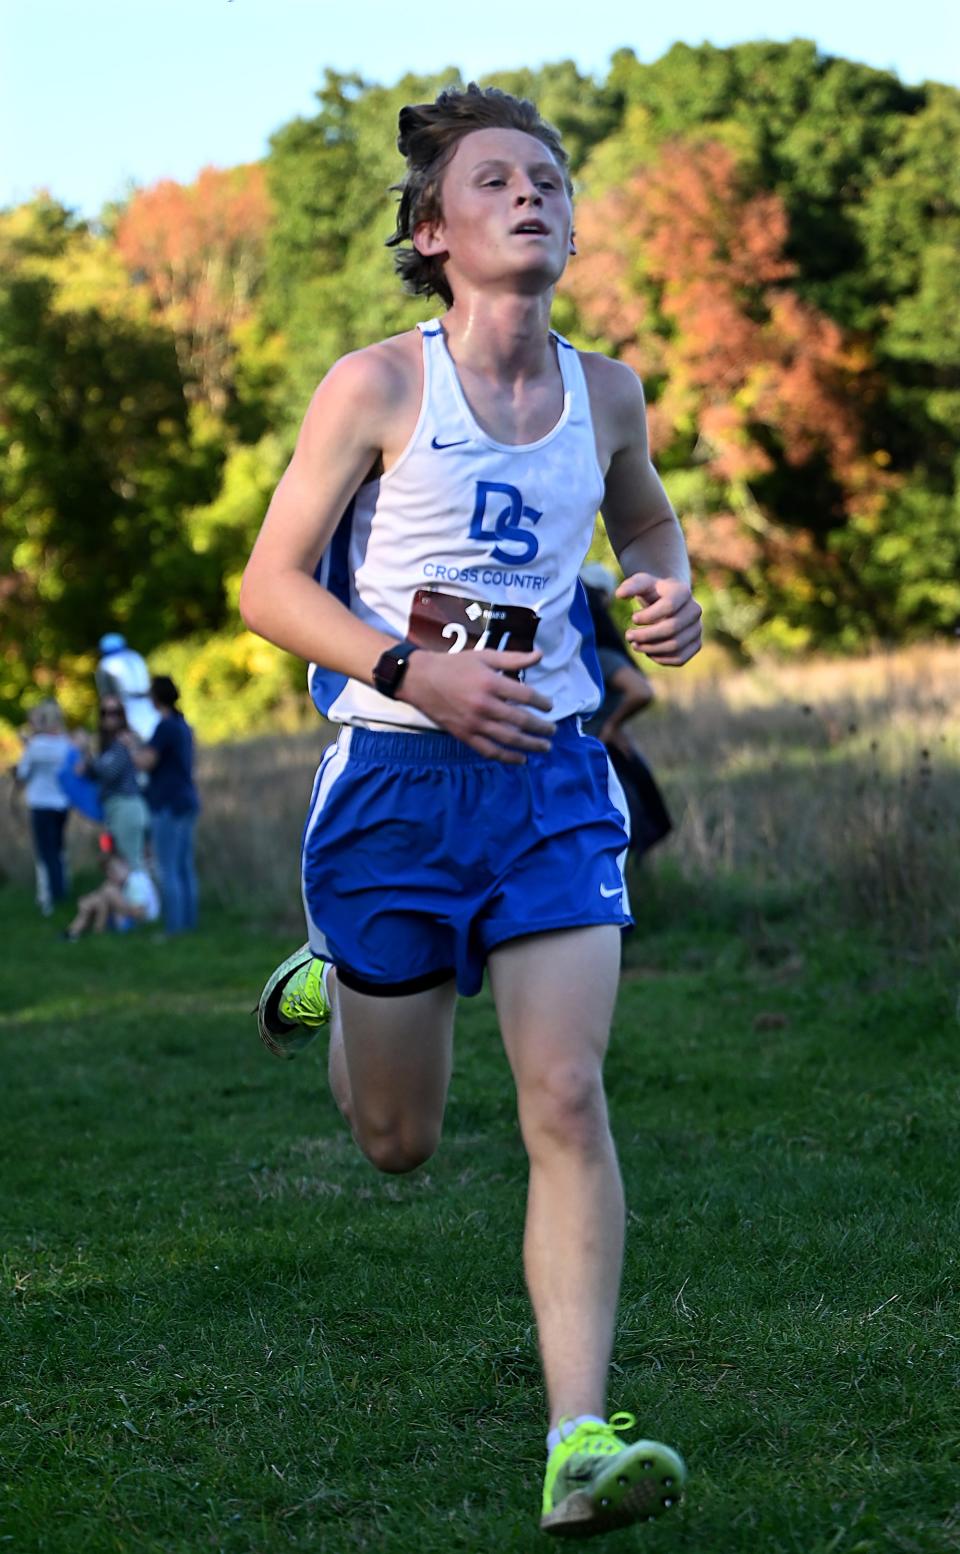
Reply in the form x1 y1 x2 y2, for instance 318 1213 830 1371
301 715 632 997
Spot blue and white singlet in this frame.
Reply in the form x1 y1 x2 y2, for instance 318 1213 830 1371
309 320 607 730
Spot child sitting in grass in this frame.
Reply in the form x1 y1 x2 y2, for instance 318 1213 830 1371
63 855 160 941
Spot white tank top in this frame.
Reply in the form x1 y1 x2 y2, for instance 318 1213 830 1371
310 321 606 730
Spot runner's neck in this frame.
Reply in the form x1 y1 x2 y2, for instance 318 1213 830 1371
440 292 556 385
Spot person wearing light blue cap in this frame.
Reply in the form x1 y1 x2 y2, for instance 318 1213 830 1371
95 632 160 741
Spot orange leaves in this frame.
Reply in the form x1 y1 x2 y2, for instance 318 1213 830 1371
116 164 271 300
566 138 884 513
638 141 793 295
115 165 272 409
567 188 651 359
682 514 763 578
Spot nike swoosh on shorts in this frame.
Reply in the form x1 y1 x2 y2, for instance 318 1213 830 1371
599 883 623 898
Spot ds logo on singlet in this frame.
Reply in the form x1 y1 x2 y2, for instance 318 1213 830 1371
468 481 542 565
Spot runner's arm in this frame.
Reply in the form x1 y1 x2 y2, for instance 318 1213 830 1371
239 349 555 761
597 365 702 667
240 349 404 675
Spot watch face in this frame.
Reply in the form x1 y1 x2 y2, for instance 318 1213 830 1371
378 656 403 689
374 643 413 698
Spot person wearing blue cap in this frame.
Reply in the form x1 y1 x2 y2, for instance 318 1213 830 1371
95 633 160 741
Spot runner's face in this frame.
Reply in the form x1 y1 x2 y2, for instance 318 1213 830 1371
417 128 573 297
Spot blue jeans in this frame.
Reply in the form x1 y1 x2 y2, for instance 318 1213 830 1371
30 807 69 909
151 809 198 933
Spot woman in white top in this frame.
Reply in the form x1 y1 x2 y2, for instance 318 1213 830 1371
15 700 73 915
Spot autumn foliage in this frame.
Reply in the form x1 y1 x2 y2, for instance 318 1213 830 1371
2 46 958 728
116 165 271 410
566 140 890 609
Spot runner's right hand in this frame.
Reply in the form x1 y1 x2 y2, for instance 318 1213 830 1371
399 648 556 763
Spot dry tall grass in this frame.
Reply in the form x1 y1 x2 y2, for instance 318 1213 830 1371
639 643 959 944
2 644 957 945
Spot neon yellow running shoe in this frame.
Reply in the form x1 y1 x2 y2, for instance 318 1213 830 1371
256 943 330 1060
540 1412 686 1538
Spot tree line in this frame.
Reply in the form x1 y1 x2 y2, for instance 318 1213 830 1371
2 41 958 732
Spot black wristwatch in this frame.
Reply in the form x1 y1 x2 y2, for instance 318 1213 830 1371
372 639 420 700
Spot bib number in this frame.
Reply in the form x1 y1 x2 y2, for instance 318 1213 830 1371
408 589 539 666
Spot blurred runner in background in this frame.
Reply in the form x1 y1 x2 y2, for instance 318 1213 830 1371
580 563 672 859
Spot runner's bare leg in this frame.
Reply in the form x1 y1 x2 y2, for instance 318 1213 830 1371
490 925 624 1425
329 976 457 1174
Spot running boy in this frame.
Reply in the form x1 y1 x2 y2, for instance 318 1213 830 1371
240 84 702 1538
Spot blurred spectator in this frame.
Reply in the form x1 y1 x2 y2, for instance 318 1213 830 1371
62 854 160 940
128 676 199 934
14 699 73 915
580 565 673 858
95 633 160 741
74 699 150 868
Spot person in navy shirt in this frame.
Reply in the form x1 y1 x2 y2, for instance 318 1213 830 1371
128 676 199 933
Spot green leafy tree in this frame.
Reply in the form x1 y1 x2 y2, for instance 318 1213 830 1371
563 44 960 650
7 43 958 737
481 61 622 171
114 164 277 438
0 200 225 721
263 70 454 429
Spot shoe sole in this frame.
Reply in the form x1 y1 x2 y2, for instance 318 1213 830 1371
256 942 324 1060
540 1440 686 1538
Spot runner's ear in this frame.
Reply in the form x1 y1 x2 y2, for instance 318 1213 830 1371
413 219 446 258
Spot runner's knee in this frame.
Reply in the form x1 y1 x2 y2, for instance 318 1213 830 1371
519 1060 609 1154
354 1119 441 1175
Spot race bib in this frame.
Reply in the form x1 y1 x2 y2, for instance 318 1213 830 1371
407 589 539 663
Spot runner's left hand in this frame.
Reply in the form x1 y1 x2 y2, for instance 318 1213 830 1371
616 573 702 666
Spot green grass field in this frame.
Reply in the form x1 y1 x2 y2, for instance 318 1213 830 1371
1 878 958 1553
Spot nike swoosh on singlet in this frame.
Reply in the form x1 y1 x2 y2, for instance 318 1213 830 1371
431 435 470 450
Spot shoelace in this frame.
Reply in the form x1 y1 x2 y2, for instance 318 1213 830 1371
282 990 312 1016
560 1411 636 1455
281 987 326 1020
